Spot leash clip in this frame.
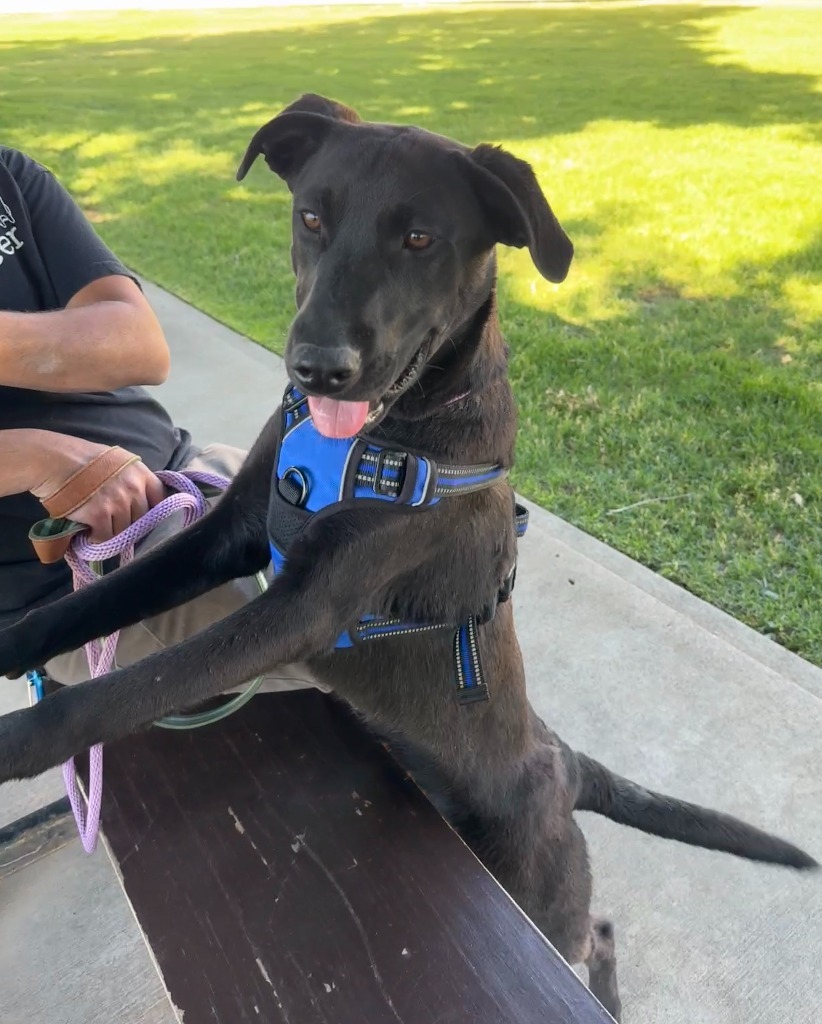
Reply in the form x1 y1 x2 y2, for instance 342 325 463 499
26 669 45 706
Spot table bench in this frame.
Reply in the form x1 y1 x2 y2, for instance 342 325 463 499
6 690 614 1024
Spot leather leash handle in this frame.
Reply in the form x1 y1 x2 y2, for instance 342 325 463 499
40 446 141 519
30 446 140 565
29 518 86 565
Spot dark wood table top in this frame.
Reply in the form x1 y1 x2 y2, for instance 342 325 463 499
99 690 612 1024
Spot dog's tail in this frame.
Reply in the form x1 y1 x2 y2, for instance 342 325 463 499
574 753 817 870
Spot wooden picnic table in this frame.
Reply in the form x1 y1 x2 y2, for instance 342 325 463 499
96 690 613 1024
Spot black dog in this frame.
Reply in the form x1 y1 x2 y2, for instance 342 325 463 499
0 95 814 1020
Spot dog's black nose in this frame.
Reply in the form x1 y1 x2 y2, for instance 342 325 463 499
291 345 361 393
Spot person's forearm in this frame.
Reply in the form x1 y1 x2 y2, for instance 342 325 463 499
0 301 169 392
0 429 93 498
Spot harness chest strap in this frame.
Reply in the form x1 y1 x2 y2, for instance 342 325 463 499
268 386 529 703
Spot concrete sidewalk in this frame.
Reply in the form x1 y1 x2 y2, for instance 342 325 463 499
1 282 820 1024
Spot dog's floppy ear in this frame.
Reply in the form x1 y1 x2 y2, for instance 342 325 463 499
236 94 361 183
278 92 362 125
467 144 573 283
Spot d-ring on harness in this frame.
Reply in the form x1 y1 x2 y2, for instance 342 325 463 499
267 385 529 703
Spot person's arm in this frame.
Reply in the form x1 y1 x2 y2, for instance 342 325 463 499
0 274 170 391
0 148 170 392
0 429 166 541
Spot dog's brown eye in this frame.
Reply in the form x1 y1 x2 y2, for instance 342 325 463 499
404 230 434 251
301 210 321 232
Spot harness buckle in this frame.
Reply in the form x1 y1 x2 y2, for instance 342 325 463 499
373 449 408 496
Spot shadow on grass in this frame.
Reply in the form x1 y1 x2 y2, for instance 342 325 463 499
1 6 820 152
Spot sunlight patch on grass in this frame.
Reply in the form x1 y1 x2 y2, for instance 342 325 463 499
24 129 90 156
67 140 229 206
224 188 291 208
781 280 822 325
140 145 229 184
696 8 822 81
498 119 822 328
1 6 388 45
395 105 434 117
78 130 143 160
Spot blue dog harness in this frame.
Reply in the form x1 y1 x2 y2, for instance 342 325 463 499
267 385 528 703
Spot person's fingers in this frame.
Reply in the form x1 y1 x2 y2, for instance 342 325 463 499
84 506 115 544
110 501 132 538
111 464 163 533
130 489 151 524
143 471 167 509
128 467 156 522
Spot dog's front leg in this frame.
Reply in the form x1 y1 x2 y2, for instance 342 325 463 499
0 414 281 680
0 508 435 782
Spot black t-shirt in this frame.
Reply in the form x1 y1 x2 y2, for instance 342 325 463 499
0 146 192 623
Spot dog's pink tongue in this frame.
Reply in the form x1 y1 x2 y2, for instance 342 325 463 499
308 396 370 439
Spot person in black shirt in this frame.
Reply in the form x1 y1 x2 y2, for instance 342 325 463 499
0 146 312 691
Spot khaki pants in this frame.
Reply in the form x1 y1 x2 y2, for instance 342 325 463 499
47 444 321 694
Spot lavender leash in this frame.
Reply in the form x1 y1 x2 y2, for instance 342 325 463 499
62 469 230 853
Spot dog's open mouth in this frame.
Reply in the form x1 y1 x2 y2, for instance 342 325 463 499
308 340 431 440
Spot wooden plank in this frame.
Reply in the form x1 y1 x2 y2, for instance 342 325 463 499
99 691 611 1024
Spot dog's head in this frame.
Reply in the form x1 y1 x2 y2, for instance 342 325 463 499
237 94 572 437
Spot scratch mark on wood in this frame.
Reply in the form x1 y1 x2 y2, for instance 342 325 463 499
256 959 291 1023
227 805 269 866
299 836 406 1024
227 806 246 834
256 957 274 987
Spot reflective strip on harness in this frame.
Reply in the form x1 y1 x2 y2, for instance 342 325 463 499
454 616 488 703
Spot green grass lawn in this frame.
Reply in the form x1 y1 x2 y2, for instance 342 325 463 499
2 3 820 664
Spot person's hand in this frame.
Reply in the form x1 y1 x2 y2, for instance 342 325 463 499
30 436 166 543
67 460 167 542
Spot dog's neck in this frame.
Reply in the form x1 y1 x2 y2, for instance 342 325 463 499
372 284 517 469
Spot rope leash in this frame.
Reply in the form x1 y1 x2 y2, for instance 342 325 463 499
61 469 230 853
